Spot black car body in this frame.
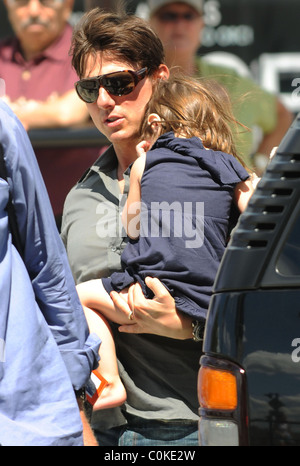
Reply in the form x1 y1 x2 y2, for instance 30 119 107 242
198 114 300 446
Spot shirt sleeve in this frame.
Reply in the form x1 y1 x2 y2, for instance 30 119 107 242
231 74 278 135
0 101 100 390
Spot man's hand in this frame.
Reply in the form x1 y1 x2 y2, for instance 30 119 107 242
110 277 193 340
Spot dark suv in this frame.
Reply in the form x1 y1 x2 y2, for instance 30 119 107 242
198 114 300 446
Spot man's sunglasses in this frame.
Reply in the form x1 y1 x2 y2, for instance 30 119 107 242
158 11 200 23
75 68 148 104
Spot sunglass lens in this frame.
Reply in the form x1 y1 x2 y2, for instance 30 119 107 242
76 70 141 102
76 80 99 103
102 72 135 96
159 12 197 22
160 12 177 22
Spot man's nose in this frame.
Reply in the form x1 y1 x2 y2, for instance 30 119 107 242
26 0 44 16
96 86 116 108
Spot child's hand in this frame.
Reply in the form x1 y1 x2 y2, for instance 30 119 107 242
136 140 151 157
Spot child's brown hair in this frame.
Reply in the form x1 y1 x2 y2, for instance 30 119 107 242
140 73 247 167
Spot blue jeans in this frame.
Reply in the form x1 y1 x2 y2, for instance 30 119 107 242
94 415 199 446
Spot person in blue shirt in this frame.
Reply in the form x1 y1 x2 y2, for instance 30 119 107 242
76 74 256 412
0 99 100 446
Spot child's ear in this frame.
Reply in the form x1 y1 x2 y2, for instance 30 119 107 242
148 113 161 126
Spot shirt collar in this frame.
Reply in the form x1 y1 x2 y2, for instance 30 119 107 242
79 144 131 196
92 145 119 173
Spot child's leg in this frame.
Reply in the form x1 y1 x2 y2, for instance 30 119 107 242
76 280 131 410
83 305 127 410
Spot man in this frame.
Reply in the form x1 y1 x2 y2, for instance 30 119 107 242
61 8 204 446
147 0 293 172
0 99 100 445
0 0 102 225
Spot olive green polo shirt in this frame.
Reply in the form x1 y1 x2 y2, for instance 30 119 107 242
196 57 277 169
61 145 130 285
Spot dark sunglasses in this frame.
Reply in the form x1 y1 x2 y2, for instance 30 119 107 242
158 11 200 23
75 67 148 103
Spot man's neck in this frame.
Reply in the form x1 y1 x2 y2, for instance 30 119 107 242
165 51 197 76
114 141 139 179
18 40 48 61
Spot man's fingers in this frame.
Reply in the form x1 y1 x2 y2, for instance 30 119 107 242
118 323 144 334
145 276 170 300
110 291 136 321
127 282 142 311
110 290 131 312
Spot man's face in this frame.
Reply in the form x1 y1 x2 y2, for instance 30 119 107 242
150 3 204 57
82 53 168 149
5 0 73 58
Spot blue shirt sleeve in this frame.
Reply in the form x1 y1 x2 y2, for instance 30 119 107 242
0 100 100 390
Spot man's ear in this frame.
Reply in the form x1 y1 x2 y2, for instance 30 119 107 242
155 64 170 80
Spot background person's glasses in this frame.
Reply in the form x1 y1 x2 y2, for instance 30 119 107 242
8 0 63 7
158 11 200 23
75 68 148 103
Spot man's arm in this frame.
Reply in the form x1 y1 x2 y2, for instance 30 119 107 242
2 100 100 389
256 99 293 165
77 398 99 446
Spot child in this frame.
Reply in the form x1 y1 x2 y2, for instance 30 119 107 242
77 74 255 410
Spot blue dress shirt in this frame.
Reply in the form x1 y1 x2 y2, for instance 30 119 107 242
0 101 100 445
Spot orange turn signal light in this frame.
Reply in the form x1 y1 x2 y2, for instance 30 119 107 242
198 366 238 410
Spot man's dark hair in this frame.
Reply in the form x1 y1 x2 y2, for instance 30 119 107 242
71 8 165 78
